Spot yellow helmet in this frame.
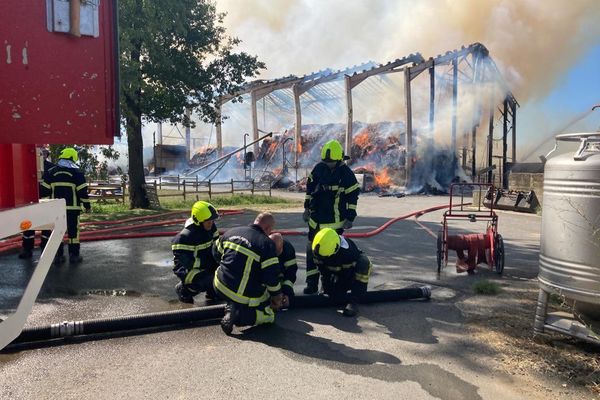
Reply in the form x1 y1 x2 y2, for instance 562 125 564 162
59 147 78 162
321 140 344 162
191 201 218 224
312 228 341 257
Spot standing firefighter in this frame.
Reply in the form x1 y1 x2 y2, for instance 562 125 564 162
303 139 360 294
213 213 284 335
39 147 91 264
19 148 55 259
269 233 297 308
171 201 220 304
312 228 372 317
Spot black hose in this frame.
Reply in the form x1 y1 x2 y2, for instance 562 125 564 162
7 287 430 348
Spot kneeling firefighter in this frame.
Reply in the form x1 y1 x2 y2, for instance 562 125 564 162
213 213 284 334
303 139 360 295
171 201 220 303
312 228 372 317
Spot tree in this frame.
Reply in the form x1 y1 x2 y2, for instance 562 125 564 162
119 0 265 208
49 145 120 181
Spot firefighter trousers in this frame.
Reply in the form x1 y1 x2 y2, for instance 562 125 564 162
319 254 372 302
50 211 81 258
21 230 51 252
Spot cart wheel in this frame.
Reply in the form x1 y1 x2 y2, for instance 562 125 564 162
494 234 505 274
437 231 443 273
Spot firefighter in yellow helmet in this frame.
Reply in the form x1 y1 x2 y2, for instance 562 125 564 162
311 228 372 317
303 139 360 294
171 201 220 303
39 147 91 265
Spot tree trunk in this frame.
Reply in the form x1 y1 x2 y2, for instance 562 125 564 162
126 109 150 209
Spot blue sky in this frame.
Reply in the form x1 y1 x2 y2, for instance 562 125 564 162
518 44 600 160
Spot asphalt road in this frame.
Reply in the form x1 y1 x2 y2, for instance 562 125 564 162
0 193 565 400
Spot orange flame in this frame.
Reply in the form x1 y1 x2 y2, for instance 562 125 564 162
374 168 391 187
354 131 370 148
297 140 302 153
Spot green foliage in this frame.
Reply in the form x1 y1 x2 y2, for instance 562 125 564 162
472 280 502 295
48 145 120 181
119 0 265 125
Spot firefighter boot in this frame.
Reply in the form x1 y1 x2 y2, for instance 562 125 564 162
53 243 66 266
220 302 237 335
303 278 319 295
343 301 359 317
18 250 33 259
175 282 194 304
68 243 82 264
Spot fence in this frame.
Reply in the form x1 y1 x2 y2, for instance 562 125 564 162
88 176 272 204
146 176 272 201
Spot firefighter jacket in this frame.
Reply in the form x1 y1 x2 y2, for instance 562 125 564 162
313 236 363 275
304 161 360 230
40 164 90 212
213 224 282 306
171 219 220 280
278 239 298 295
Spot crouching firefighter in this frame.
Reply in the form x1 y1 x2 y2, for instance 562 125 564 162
213 213 285 335
171 201 220 304
311 228 372 317
39 147 91 264
269 233 297 308
303 139 360 295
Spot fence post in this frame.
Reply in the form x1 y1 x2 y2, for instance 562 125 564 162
122 182 126 203
269 180 272 197
231 179 234 195
251 179 255 195
182 180 186 201
177 174 180 191
208 179 212 199
159 176 162 190
195 175 198 192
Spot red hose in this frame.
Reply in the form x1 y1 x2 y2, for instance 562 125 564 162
0 204 463 253
81 209 241 226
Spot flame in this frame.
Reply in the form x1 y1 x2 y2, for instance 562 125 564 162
374 168 391 187
297 140 302 153
354 131 370 148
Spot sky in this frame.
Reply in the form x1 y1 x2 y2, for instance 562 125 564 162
208 0 600 162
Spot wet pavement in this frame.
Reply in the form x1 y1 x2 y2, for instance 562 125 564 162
0 192 576 400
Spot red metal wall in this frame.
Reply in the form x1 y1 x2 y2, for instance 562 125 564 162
0 1 118 145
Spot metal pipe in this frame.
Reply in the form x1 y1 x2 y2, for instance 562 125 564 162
186 131 273 176
6 287 431 349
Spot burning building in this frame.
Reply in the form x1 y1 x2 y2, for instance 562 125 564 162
184 43 518 193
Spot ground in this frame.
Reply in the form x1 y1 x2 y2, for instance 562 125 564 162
0 192 598 400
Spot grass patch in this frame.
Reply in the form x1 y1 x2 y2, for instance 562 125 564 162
162 194 299 208
82 194 301 222
473 280 502 295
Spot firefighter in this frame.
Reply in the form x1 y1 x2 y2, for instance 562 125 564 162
19 148 55 259
303 139 360 295
213 212 285 335
269 233 297 308
39 147 91 264
171 201 220 304
311 228 372 317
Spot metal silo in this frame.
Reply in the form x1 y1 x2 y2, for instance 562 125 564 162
534 132 600 344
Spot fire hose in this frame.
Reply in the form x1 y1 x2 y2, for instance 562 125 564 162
0 203 469 253
0 210 244 252
5 286 431 349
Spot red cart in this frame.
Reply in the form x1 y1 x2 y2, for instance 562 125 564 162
437 183 505 275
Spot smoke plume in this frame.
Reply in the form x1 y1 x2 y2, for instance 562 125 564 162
217 0 600 103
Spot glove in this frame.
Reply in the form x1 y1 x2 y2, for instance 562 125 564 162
342 219 353 230
270 293 284 311
302 209 310 223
